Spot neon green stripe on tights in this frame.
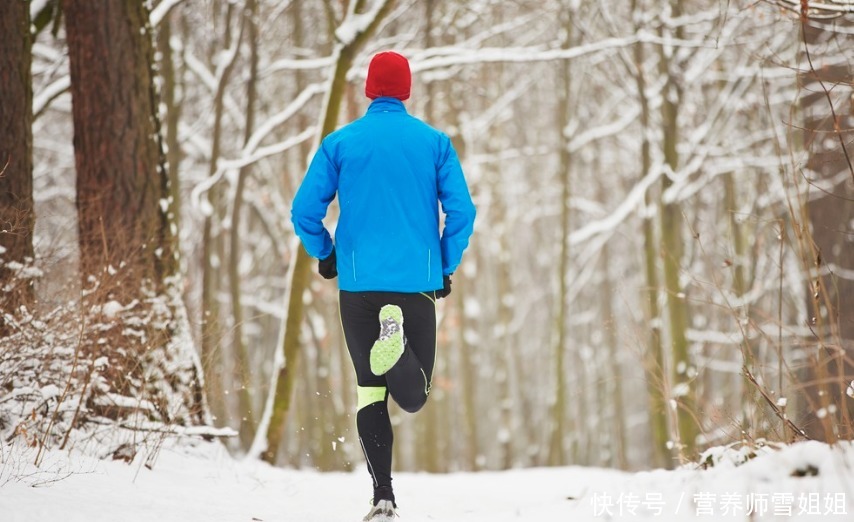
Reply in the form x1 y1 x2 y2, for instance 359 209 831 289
357 386 387 411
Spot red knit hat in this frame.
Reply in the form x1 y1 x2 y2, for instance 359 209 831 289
365 51 411 101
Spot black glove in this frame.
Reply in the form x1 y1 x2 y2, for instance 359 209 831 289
318 248 337 279
435 274 452 299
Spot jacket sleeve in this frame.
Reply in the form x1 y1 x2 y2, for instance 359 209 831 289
437 135 476 275
291 140 338 259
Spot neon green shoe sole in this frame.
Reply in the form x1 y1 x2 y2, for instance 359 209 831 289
370 305 404 376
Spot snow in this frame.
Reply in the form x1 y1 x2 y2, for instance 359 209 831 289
672 382 690 398
102 300 124 319
149 0 185 27
39 384 61 401
29 0 50 19
91 392 158 414
334 0 388 45
1 440 852 521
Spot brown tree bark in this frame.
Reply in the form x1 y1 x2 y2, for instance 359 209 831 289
64 1 175 285
799 20 854 442
0 0 36 328
63 0 203 425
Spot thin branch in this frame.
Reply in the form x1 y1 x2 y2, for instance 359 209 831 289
744 366 811 440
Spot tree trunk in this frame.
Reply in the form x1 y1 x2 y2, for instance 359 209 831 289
548 1 575 467
0 0 35 330
417 0 443 472
600 240 628 469
456 272 480 469
201 2 243 436
799 20 854 442
630 1 670 467
228 0 260 450
723 170 764 437
63 0 204 425
157 9 182 234
658 0 697 460
67 2 169 282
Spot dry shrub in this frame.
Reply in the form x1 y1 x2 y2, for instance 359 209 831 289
1 260 206 465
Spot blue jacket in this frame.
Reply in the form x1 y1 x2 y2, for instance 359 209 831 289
291 97 476 293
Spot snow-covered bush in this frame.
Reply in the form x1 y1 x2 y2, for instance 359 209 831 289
695 440 781 470
1 267 206 464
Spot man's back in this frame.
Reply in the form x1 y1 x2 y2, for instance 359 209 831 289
292 97 474 293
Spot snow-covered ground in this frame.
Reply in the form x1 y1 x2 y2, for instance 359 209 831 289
1 440 853 521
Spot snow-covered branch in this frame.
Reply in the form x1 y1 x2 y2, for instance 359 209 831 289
33 76 70 119
183 51 217 94
183 49 245 133
117 420 238 437
410 32 716 73
335 0 392 45
243 83 326 155
217 127 316 173
763 0 854 16
569 161 664 247
567 106 641 154
150 0 186 27
261 56 335 76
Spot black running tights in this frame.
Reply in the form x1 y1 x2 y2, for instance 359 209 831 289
339 290 437 499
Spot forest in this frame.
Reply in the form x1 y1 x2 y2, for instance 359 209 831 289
1 0 853 477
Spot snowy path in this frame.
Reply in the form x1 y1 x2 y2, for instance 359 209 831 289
2 441 853 521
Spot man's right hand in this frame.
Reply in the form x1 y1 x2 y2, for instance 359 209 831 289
319 248 337 279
